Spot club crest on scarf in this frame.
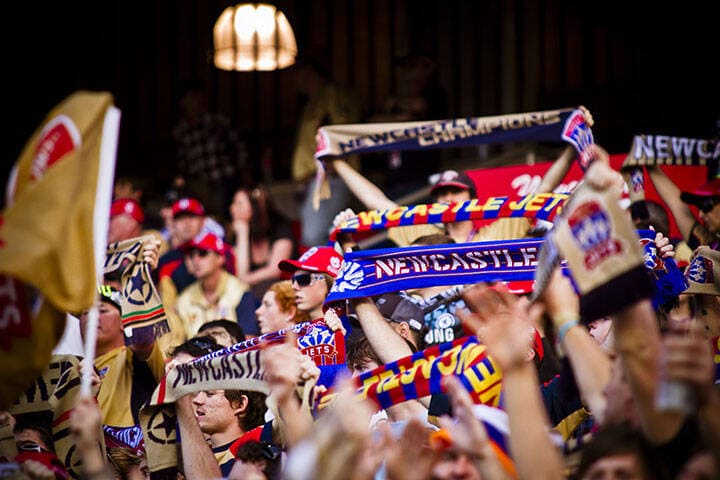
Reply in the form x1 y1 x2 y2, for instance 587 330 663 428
561 109 594 169
568 200 621 270
332 261 364 292
639 237 664 271
630 168 645 195
686 255 714 286
297 322 344 366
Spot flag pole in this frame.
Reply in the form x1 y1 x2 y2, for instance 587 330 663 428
81 105 121 395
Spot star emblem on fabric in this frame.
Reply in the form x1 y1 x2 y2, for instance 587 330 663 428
147 409 177 444
125 265 152 305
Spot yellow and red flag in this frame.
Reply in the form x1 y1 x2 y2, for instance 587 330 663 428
0 91 119 409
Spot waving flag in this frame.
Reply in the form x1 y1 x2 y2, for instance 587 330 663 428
0 91 119 409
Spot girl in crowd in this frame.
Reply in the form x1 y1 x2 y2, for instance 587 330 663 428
230 185 295 300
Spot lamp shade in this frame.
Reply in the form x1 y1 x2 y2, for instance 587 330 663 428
213 3 297 71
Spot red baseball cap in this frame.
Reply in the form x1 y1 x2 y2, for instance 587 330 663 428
278 246 343 278
429 170 476 197
172 197 205 218
110 198 144 224
182 232 225 255
680 178 720 206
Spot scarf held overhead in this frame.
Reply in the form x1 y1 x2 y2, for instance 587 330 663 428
316 107 592 160
327 238 546 303
105 236 168 345
622 135 719 168
329 193 569 242
312 107 593 205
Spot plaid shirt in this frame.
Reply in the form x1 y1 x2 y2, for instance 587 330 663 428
173 112 247 182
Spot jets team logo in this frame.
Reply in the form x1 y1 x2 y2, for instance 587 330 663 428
630 168 644 195
332 261 364 292
297 323 341 366
639 237 664 272
561 109 594 169
567 200 621 270
686 255 713 285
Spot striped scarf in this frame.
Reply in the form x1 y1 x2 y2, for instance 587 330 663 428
329 193 569 242
105 236 168 345
327 238 550 304
9 354 102 479
621 134 720 210
140 320 342 475
313 107 594 205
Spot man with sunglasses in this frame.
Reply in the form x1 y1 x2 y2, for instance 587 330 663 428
278 246 343 320
647 167 720 251
175 231 260 342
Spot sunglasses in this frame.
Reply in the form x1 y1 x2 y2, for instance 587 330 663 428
291 272 324 287
186 248 212 258
699 198 718 214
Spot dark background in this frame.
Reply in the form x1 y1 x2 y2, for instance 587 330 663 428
4 0 719 207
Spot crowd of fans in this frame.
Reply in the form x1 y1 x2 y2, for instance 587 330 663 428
1 97 719 480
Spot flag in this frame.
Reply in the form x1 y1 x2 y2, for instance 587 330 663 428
0 91 120 409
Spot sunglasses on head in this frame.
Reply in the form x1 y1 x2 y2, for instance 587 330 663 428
188 336 217 354
291 272 324 287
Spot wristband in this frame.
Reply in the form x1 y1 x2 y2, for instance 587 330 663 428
557 319 580 344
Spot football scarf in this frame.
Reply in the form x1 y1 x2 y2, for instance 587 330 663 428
622 135 719 169
10 354 103 479
328 193 569 242
327 238 546 304
105 236 168 345
355 336 503 410
312 107 594 206
140 320 344 475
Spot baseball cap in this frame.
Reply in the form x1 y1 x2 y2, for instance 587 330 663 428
278 246 343 278
429 170 476 197
181 232 225 256
98 285 123 313
110 198 144 224
172 197 205 218
679 178 720 208
683 246 720 296
375 293 426 332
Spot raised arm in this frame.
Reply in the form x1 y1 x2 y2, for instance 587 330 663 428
346 298 430 414
460 284 563 480
540 269 612 423
535 106 594 195
331 158 398 211
646 165 698 241
350 298 414 363
611 300 686 444
176 394 223 479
